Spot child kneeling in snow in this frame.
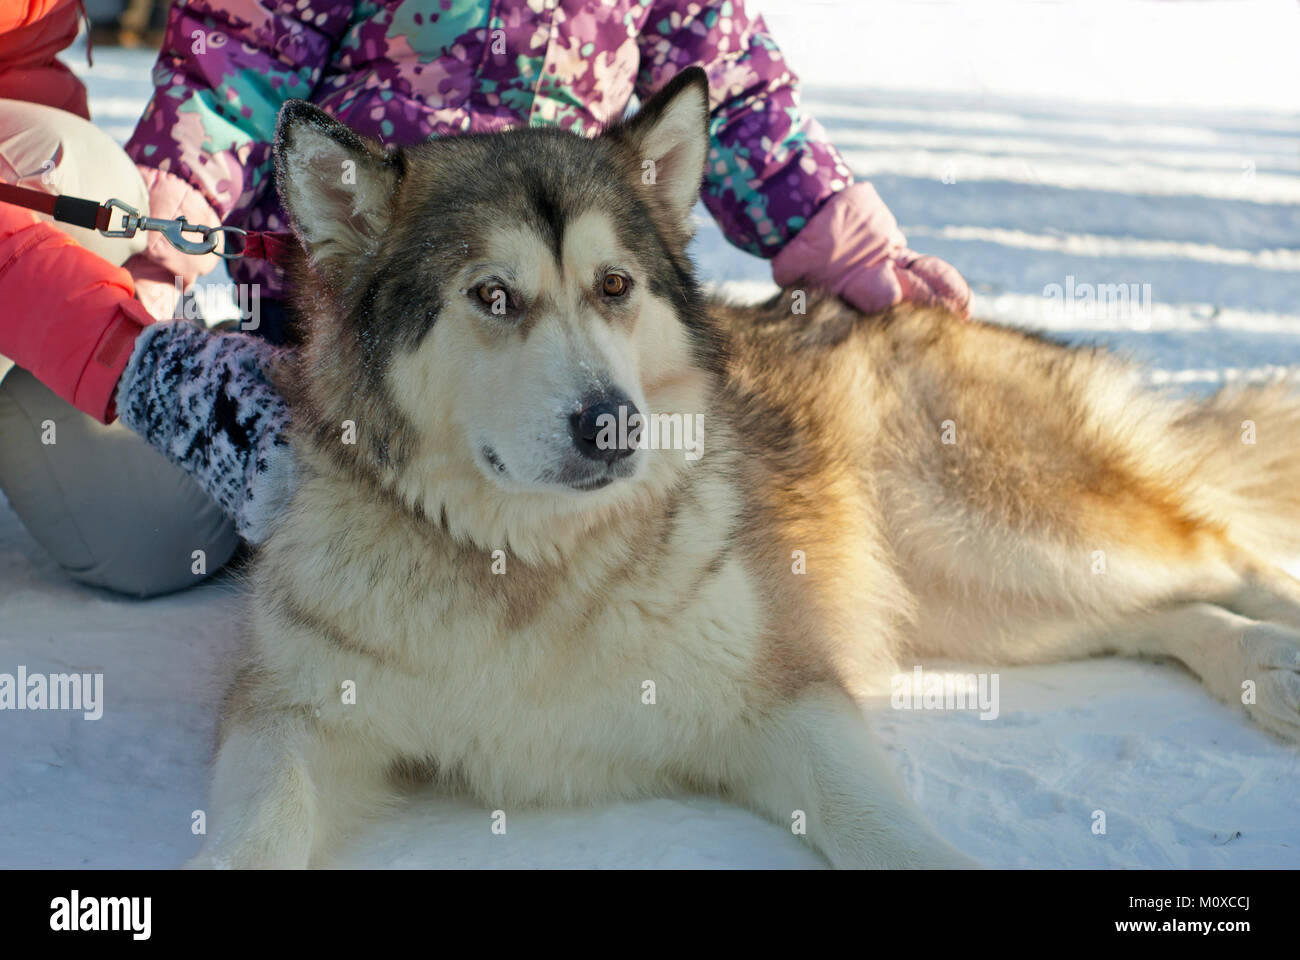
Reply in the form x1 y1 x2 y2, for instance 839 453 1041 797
1 0 969 591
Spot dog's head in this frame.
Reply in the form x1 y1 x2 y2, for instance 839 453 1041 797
273 68 722 559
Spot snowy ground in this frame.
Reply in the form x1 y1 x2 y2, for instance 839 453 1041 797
2 1 1299 868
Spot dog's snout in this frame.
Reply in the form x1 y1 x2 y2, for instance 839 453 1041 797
569 395 640 462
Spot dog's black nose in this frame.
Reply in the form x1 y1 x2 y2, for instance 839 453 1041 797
570 396 640 462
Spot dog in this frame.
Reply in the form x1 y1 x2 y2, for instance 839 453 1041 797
190 67 1300 868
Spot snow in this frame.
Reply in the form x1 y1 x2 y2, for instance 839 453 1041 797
3 0 1299 868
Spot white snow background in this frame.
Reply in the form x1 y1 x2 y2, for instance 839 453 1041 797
2 0 1299 868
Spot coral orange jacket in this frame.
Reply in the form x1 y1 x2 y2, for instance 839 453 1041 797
0 0 88 118
0 0 150 423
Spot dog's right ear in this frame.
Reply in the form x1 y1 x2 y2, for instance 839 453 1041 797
274 100 402 269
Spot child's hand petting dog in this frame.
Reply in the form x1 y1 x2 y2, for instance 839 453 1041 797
771 181 973 318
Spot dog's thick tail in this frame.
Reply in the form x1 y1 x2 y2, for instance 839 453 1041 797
1175 381 1300 562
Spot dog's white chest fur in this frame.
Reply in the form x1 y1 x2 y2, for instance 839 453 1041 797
249 468 765 806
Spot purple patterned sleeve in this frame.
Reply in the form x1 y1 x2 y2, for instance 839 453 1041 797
635 0 855 259
123 0 355 223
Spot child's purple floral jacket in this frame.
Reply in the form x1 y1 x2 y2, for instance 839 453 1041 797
124 0 970 316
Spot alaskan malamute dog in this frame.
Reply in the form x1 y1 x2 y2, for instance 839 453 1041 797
194 68 1300 868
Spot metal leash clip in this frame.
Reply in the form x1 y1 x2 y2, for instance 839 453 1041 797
99 198 248 259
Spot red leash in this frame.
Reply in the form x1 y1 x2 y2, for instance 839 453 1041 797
235 230 299 264
0 181 112 231
0 182 296 264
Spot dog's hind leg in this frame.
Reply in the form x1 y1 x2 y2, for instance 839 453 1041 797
188 712 395 869
1215 558 1300 632
906 555 1300 743
1086 601 1300 742
729 685 979 869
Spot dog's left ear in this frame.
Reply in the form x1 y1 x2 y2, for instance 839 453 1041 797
607 66 710 228
274 100 403 270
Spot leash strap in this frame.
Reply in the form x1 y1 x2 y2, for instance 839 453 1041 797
0 182 295 264
232 230 297 264
0 182 111 231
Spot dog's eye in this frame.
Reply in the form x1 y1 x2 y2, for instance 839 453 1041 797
474 282 511 314
601 272 629 298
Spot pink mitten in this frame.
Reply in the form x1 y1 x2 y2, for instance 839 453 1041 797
771 182 972 318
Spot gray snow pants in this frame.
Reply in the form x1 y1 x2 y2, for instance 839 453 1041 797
0 99 239 597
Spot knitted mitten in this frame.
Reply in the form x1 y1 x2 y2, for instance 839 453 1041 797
115 321 297 544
